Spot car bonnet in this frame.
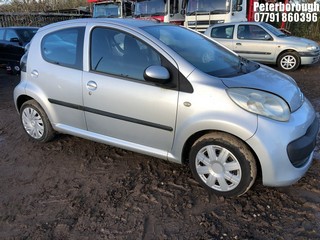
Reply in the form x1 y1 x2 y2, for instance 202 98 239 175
220 65 304 112
282 36 319 47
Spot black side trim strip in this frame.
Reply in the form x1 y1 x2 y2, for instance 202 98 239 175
234 51 271 55
49 99 84 111
48 98 173 132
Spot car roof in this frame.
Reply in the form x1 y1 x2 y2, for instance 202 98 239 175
39 18 161 32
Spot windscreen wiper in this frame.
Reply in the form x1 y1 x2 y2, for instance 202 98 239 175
187 10 210 16
209 10 227 14
151 12 166 16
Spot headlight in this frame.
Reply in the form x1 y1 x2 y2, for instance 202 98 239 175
306 45 318 51
227 88 290 122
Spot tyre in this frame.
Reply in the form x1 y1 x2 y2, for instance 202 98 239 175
20 100 55 142
277 51 300 71
189 132 257 197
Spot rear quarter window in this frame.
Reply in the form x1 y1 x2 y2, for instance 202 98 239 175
41 27 84 70
211 26 234 39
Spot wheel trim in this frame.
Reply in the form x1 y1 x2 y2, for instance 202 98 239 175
22 107 44 139
280 55 297 70
195 145 242 192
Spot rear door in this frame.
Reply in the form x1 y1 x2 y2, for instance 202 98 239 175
82 25 179 156
28 25 87 129
210 25 235 50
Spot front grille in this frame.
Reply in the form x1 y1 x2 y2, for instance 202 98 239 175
287 117 319 167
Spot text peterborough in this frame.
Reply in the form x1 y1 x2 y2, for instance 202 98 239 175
254 2 320 12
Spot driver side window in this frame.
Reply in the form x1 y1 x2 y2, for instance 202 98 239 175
237 25 271 40
90 27 161 81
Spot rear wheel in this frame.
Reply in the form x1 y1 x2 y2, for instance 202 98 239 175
20 100 55 142
189 132 257 197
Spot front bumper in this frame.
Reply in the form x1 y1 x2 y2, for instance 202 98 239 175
287 117 319 167
246 98 318 187
299 50 320 65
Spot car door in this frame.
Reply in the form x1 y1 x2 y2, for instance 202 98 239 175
82 26 179 156
234 24 277 62
29 26 87 130
210 25 235 50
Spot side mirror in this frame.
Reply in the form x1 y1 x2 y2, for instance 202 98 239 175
265 34 272 40
236 5 242 11
182 0 187 9
144 66 170 84
236 0 243 11
180 9 186 15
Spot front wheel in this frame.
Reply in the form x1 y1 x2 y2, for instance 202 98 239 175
189 132 257 197
20 100 55 142
277 51 300 71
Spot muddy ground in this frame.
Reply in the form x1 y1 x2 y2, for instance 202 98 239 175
0 62 319 240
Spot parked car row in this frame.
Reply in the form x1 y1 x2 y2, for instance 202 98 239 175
14 18 319 197
1 21 319 75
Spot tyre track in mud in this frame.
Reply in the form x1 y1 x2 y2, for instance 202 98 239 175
0 65 319 239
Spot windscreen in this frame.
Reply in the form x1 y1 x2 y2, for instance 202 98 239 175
143 25 258 77
261 22 287 37
16 28 38 42
186 0 229 15
134 0 166 17
93 3 121 18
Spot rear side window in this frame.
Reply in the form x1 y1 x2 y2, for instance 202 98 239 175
211 26 234 39
41 27 84 70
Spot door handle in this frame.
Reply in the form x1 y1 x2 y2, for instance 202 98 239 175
86 81 97 91
236 43 242 46
31 70 39 78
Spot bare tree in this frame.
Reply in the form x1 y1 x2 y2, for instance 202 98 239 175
0 0 89 12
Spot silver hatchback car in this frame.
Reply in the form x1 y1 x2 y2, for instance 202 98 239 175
14 19 319 197
204 22 320 71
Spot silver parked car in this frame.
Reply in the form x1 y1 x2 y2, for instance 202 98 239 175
204 22 320 71
14 19 318 197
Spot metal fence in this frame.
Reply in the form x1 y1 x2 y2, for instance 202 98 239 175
0 12 91 27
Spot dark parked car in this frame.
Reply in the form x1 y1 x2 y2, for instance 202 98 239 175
0 26 38 74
